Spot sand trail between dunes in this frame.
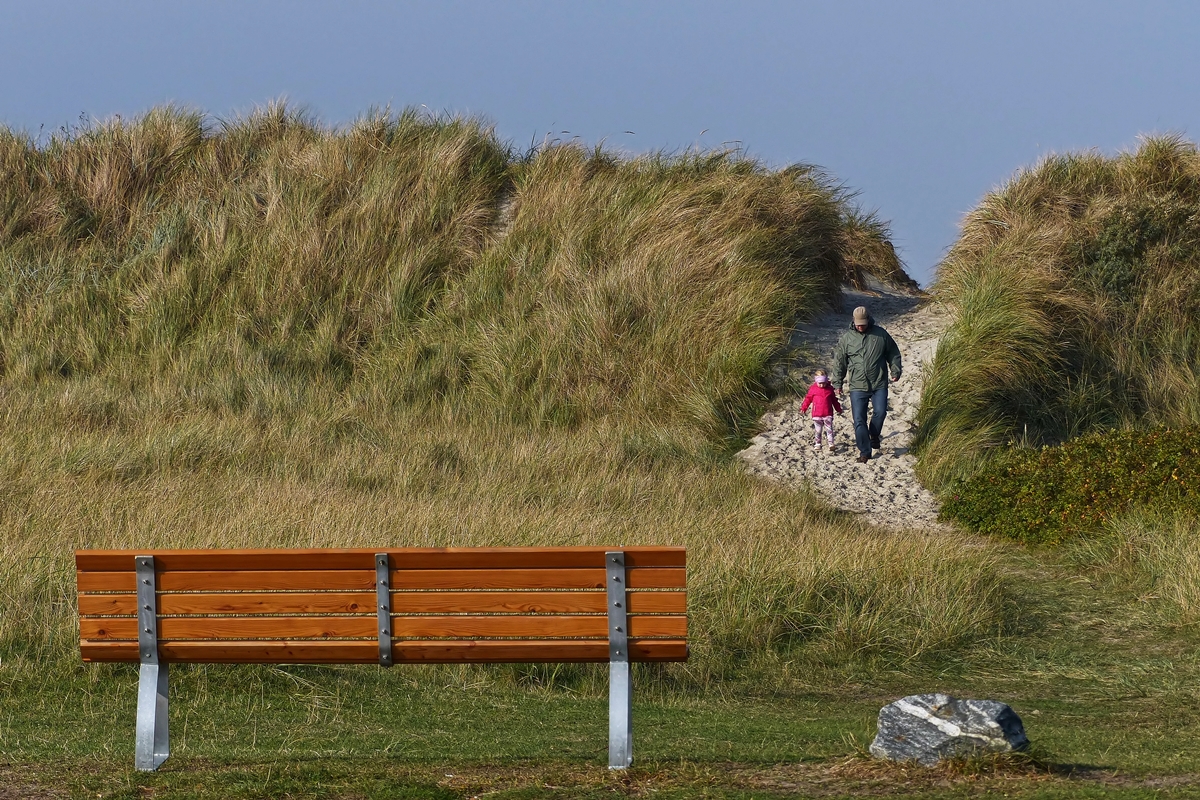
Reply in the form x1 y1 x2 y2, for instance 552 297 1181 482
738 284 949 530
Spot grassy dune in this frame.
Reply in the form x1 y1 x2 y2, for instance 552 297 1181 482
915 136 1200 490
0 104 1009 687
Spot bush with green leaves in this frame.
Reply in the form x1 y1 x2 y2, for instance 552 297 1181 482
940 425 1200 544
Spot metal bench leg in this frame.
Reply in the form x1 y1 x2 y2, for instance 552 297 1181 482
606 551 633 768
135 662 170 771
608 659 632 768
135 555 169 771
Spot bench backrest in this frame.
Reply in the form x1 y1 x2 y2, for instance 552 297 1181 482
76 547 687 665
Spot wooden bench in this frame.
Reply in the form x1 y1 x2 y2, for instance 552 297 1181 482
75 546 687 771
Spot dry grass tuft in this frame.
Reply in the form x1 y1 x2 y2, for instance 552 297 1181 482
1071 509 1200 623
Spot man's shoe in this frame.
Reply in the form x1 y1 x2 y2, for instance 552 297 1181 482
855 453 871 463
870 435 881 450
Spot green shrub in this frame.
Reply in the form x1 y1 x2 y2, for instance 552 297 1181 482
939 425 1200 544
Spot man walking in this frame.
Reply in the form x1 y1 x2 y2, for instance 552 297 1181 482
831 305 902 463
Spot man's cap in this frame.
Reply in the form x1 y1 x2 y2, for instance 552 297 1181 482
853 306 870 325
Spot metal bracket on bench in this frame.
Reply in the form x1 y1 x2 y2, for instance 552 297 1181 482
135 555 169 771
606 550 632 769
376 553 393 667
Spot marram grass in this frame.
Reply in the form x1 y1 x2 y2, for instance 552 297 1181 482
1071 509 1200 624
916 135 1200 490
0 104 1009 689
0 404 1012 686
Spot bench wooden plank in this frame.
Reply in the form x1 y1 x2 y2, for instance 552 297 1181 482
80 638 689 663
389 639 688 663
76 547 686 572
80 589 687 617
81 614 687 641
80 591 375 617
78 569 375 593
77 566 685 593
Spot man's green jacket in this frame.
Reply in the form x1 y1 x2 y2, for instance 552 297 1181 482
831 321 902 392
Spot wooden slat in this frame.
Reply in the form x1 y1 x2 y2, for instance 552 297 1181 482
79 591 377 617
77 593 138 616
80 591 376 617
387 638 688 664
81 638 689 664
392 569 605 591
77 567 684 593
372 568 684 591
80 590 687 617
82 616 373 641
77 569 372 593
81 614 686 641
76 546 685 572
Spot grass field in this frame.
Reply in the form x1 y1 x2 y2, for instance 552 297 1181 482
3 108 1200 797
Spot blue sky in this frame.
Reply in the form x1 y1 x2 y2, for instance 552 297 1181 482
4 1 1198 285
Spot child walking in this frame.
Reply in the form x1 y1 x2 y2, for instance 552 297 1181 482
799 370 843 451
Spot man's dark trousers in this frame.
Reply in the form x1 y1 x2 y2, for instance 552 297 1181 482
849 386 888 457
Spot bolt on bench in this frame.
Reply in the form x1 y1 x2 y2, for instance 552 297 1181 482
75 546 687 771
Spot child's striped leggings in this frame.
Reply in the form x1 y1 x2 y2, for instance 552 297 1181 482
813 416 835 446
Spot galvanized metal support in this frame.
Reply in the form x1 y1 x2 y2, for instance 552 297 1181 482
606 550 632 769
376 553 393 666
135 555 169 771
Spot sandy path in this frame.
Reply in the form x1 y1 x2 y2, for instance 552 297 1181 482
737 282 949 530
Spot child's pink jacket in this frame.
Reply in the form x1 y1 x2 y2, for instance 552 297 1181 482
799 382 843 417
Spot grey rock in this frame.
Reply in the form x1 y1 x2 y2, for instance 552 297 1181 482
869 693 1028 766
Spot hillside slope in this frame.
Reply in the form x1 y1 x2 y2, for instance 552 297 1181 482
914 136 1200 489
0 104 914 450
